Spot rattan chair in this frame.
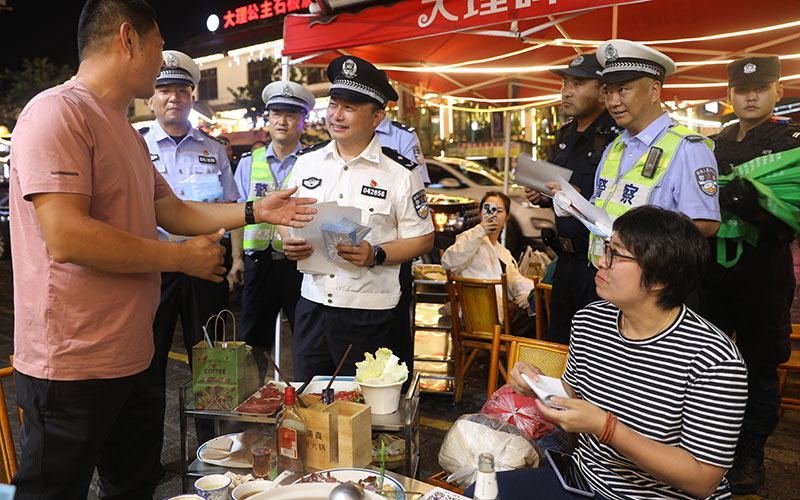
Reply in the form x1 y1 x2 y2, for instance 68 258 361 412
445 270 513 402
489 333 570 389
778 324 800 415
533 282 552 341
0 365 17 483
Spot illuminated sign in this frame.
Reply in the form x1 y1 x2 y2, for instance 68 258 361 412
223 0 312 29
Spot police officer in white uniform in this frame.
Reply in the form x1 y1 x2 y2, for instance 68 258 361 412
280 56 434 382
143 50 238 386
230 81 315 370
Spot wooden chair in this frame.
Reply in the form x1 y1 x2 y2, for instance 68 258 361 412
778 323 800 415
533 282 552 341
0 365 17 483
489 333 569 387
446 270 512 402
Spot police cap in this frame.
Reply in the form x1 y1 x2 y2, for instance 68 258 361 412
596 39 676 84
326 56 399 108
727 57 781 88
262 81 316 113
157 50 200 89
550 54 603 80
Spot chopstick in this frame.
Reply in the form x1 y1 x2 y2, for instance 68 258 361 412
262 350 307 408
325 343 353 392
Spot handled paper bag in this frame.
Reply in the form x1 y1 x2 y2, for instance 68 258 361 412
192 309 247 410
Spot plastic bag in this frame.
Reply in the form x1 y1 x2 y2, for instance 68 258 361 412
481 384 556 440
181 173 224 203
438 413 542 488
321 216 372 263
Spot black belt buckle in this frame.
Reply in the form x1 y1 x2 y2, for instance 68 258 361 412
558 236 575 253
270 251 286 261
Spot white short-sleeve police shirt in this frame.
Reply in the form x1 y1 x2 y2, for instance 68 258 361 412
288 135 433 310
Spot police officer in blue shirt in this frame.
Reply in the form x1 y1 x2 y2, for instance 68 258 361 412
376 114 429 184
143 51 238 386
230 81 316 373
525 54 621 345
587 40 720 247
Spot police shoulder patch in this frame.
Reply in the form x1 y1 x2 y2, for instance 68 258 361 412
391 120 416 133
298 140 331 156
695 167 718 197
381 146 417 170
412 189 429 219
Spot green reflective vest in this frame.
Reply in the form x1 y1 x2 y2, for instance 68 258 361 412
243 147 293 251
588 125 713 264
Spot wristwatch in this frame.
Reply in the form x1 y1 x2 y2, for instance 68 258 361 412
370 245 386 268
244 200 256 225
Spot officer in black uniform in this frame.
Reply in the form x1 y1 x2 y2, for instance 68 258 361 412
698 56 800 494
525 54 621 345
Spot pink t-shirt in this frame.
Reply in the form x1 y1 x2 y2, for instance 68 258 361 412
10 80 173 380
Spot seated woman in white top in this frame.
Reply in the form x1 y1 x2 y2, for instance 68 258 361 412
441 191 535 337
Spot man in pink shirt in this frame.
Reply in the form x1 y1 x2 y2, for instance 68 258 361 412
8 1 315 499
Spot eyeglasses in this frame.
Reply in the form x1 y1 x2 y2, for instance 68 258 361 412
603 241 637 267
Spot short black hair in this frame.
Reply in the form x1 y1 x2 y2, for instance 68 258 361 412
78 0 157 61
480 191 511 213
613 206 708 309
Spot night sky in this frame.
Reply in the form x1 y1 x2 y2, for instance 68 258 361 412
0 0 252 71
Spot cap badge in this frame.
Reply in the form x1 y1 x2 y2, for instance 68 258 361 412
281 84 292 97
570 55 584 67
743 63 757 74
342 59 358 78
604 44 618 63
164 53 179 68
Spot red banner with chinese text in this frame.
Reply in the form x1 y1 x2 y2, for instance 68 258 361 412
283 0 650 56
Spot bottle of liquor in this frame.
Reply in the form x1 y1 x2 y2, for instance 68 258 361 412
473 453 498 500
276 386 307 474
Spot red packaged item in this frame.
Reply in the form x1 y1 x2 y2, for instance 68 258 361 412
480 384 556 440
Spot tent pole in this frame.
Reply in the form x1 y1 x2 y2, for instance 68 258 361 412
281 55 290 81
501 110 511 247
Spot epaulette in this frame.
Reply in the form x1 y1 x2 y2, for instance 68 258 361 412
298 140 330 156
770 115 792 124
382 146 416 170
240 151 252 159
138 126 150 136
684 134 706 142
391 120 416 133
198 129 225 145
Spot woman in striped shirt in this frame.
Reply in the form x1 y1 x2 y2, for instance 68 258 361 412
489 206 748 500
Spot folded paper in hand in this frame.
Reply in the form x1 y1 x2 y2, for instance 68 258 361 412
552 175 614 238
515 153 573 193
521 373 570 410
321 217 372 263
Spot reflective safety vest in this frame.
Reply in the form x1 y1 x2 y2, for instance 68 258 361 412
243 147 293 251
587 125 713 264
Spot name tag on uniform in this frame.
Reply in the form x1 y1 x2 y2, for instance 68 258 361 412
361 185 387 199
198 155 217 164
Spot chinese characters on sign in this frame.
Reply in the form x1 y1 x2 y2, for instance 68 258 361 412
223 0 312 29
420 0 558 27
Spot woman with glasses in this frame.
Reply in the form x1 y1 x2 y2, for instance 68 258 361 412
468 206 748 500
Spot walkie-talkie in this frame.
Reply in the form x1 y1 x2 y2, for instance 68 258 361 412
641 147 663 179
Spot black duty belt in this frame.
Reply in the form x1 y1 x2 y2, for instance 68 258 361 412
247 248 287 262
556 235 589 255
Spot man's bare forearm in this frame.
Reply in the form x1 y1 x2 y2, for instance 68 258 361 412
381 232 434 266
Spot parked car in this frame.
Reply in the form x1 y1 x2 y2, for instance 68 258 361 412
425 157 555 258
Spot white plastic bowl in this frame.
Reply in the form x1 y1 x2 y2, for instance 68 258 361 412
357 377 407 415
231 479 274 500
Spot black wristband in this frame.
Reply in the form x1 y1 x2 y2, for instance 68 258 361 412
244 200 256 225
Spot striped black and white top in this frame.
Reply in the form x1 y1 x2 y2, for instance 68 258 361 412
563 301 748 500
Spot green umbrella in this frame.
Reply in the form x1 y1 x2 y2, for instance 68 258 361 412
716 146 800 268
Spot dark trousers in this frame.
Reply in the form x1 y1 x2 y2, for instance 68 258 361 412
389 261 414 388
153 271 229 383
240 252 302 352
464 465 609 500
546 252 599 345
698 236 794 438
12 363 164 500
292 297 395 383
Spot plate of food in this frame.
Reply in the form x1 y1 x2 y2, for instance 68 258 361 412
301 376 365 403
294 468 404 499
197 430 268 468
235 381 290 415
247 483 385 500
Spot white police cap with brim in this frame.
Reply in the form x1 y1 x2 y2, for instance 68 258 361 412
157 50 201 89
597 39 676 84
261 81 316 113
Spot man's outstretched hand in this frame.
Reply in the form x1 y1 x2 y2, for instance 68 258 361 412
254 186 317 228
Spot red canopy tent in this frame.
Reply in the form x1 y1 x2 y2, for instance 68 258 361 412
281 0 800 104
